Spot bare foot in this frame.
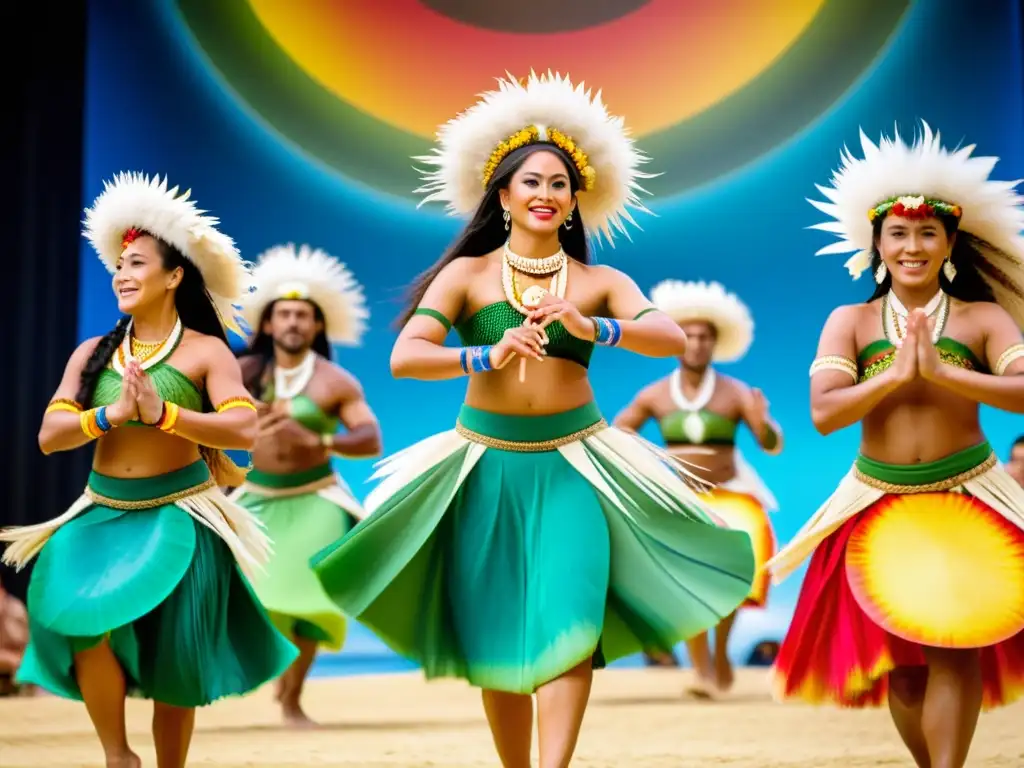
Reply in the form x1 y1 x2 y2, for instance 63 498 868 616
281 701 320 729
105 751 141 768
685 674 720 700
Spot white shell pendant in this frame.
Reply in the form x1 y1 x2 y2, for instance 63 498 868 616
683 411 707 444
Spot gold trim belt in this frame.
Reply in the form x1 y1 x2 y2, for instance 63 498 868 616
240 475 339 498
85 478 217 510
455 419 608 452
854 452 998 494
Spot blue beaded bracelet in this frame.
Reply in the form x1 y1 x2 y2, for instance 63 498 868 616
460 345 494 374
591 317 622 347
95 405 113 432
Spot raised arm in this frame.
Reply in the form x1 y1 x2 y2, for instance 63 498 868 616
391 258 546 380
325 370 382 458
809 305 911 435
928 303 1024 413
612 384 658 433
133 337 257 450
737 383 783 455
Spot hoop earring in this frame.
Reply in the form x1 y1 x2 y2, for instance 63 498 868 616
874 261 888 284
564 211 574 230
503 209 510 231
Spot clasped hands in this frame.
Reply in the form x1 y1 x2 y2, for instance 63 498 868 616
255 399 323 449
890 308 943 384
490 293 593 370
105 360 166 426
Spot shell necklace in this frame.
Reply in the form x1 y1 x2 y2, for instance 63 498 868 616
112 316 183 374
501 241 568 315
883 289 949 346
274 351 316 400
670 366 717 444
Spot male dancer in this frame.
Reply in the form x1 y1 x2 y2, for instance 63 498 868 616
234 244 381 725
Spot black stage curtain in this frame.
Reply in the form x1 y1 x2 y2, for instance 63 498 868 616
0 2 90 601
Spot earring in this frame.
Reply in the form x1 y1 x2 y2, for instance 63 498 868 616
564 211 574 230
503 209 510 231
943 257 957 282
874 261 888 284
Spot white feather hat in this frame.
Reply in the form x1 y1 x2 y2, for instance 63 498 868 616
241 244 369 346
83 172 250 334
415 70 655 245
650 280 754 362
809 121 1024 325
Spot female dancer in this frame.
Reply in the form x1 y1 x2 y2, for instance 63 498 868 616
768 124 1024 768
0 173 296 767
233 243 381 726
313 71 756 767
614 279 782 696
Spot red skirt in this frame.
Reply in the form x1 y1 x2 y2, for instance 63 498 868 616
772 495 1024 709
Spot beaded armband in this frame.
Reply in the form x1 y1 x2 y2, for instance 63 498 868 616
215 397 258 413
591 317 622 347
809 355 858 381
460 345 494 374
80 406 113 439
155 402 180 433
994 343 1024 376
46 398 83 415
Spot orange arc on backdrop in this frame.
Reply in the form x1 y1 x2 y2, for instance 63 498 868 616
246 0 826 138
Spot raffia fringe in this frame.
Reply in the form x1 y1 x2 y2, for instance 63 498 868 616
767 458 1024 585
0 486 272 580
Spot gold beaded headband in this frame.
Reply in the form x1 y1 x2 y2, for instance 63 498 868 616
482 125 596 191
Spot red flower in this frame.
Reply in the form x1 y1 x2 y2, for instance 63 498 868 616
121 227 142 248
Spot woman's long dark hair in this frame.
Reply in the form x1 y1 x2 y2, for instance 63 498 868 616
867 213 996 303
239 300 332 397
396 143 589 326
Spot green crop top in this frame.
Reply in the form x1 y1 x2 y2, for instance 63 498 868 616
858 337 986 381
91 363 203 424
659 409 738 446
416 302 595 369
288 393 339 434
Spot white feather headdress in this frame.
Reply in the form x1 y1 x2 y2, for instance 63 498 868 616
241 244 369 346
83 172 250 334
415 70 655 245
650 280 754 362
809 121 1024 325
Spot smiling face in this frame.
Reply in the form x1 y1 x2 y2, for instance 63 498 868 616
112 234 182 314
263 299 322 355
876 215 954 290
498 150 576 236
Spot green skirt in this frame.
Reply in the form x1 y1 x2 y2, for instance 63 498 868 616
233 463 358 649
15 461 297 707
313 403 755 694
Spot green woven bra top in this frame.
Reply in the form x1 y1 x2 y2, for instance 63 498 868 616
287 393 339 434
91 364 203 424
659 409 738 446
415 302 594 368
858 337 986 381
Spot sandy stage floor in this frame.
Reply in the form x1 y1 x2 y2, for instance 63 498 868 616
1 668 1022 767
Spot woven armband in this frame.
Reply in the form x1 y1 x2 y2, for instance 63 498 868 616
994 343 1024 376
809 355 858 381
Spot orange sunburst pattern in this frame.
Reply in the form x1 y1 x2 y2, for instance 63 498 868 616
846 492 1024 648
701 488 775 607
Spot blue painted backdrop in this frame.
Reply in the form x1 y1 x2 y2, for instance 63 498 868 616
79 0 1024 664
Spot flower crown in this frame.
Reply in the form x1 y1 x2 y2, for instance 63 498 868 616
868 194 963 223
482 125 596 191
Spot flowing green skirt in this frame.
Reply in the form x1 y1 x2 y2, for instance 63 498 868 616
313 403 755 694
13 462 297 707
233 463 358 649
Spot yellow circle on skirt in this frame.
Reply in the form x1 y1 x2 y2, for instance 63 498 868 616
845 492 1024 648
